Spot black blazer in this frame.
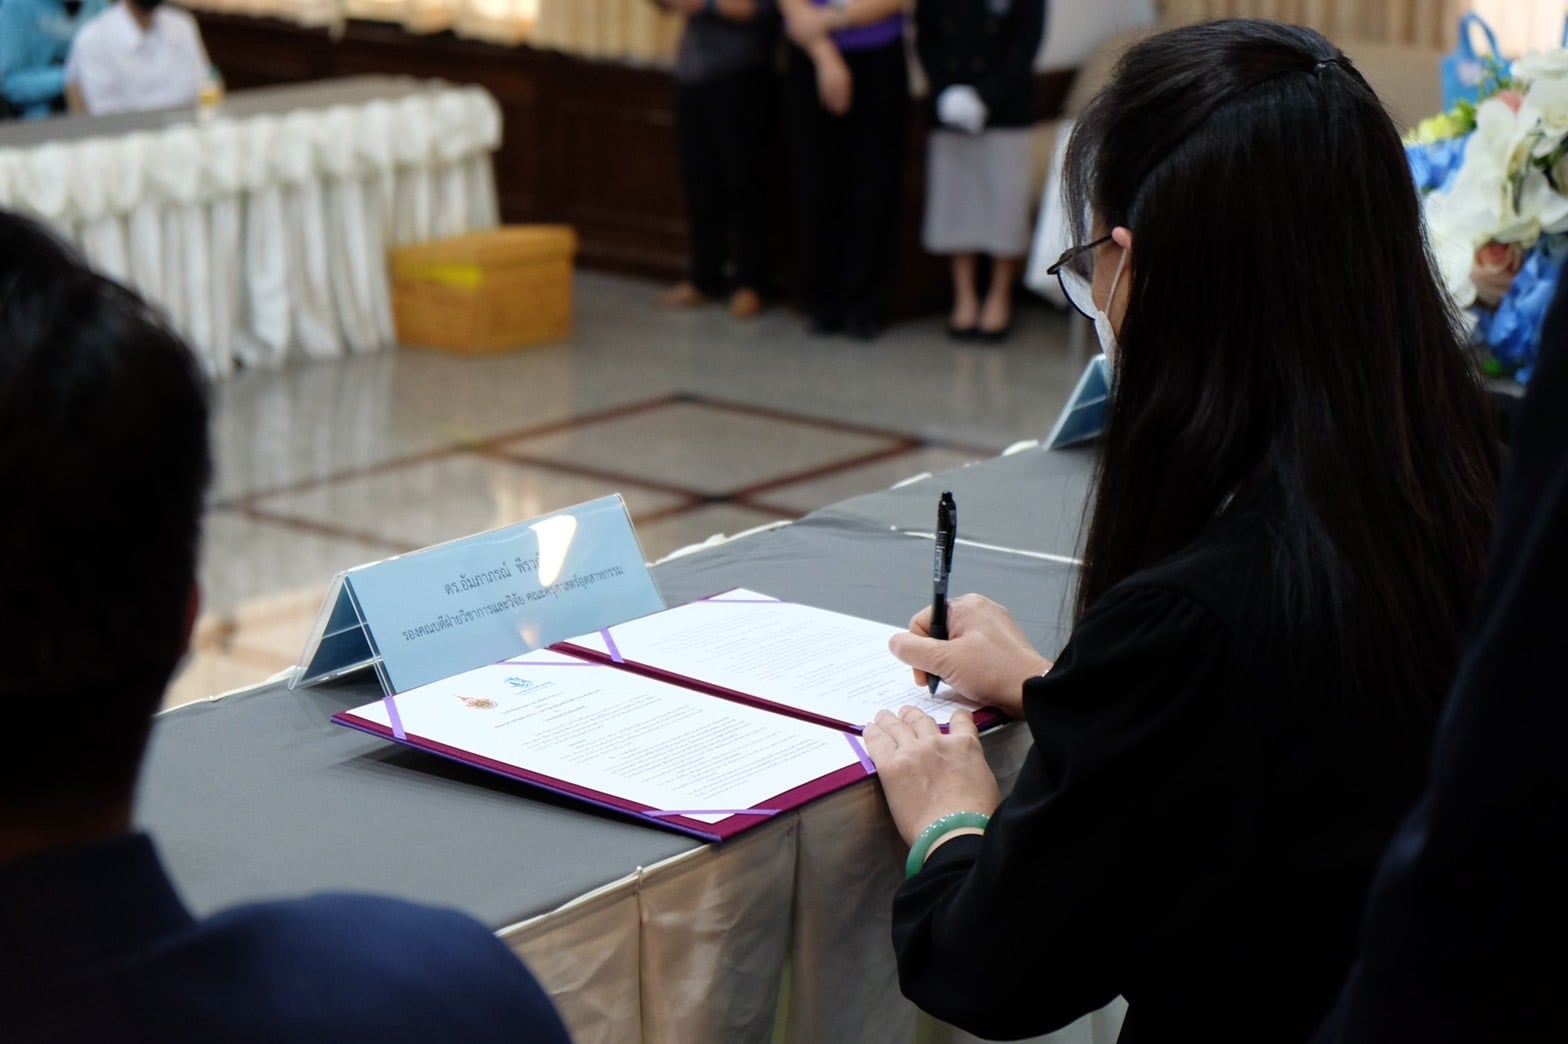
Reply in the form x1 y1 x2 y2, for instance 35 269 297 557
891 495 1439 1042
1 833 574 1042
915 0 1047 129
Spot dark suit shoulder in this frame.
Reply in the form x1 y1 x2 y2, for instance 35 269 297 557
13 894 571 1044
184 895 572 1042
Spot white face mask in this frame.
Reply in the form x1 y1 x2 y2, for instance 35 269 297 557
1093 248 1128 365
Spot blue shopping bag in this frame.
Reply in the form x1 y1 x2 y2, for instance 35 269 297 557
1442 13 1502 109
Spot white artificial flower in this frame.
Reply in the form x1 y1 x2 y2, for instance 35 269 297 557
1460 97 1526 188
1514 48 1568 83
1517 168 1568 235
1439 98 1525 242
1524 76 1568 157
1423 192 1486 308
1412 73 1568 311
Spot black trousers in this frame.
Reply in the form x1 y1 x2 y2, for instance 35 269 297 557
784 40 908 327
675 65 777 297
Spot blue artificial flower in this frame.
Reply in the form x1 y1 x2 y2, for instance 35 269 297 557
1484 236 1568 382
1406 136 1471 195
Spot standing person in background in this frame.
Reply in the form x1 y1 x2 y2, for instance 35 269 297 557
65 0 210 116
0 0 106 119
780 0 910 340
652 0 780 320
916 0 1045 342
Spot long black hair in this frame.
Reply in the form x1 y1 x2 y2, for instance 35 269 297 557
1062 20 1498 713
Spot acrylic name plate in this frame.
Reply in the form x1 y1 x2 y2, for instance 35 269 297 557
292 494 664 695
1045 353 1111 450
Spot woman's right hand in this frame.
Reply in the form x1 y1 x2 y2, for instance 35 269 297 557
888 594 1051 718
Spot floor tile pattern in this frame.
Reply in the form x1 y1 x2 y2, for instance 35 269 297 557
170 271 1090 709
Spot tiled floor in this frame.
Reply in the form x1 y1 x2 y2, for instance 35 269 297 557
171 270 1095 708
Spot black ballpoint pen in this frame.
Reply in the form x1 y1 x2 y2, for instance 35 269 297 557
928 491 957 695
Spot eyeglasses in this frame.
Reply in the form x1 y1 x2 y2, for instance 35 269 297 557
1045 234 1114 320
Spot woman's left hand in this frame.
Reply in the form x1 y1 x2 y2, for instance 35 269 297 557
863 707 1001 846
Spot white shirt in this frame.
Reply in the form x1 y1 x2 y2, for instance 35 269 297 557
66 2 210 116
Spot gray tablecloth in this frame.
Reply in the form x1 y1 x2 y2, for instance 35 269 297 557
135 444 1107 1044
140 449 1086 924
807 443 1094 559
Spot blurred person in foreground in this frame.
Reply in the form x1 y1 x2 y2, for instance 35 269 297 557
863 20 1501 1042
0 209 572 1044
1311 226 1568 1044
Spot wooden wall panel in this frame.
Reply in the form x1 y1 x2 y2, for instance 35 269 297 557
556 97 686 271
200 16 334 87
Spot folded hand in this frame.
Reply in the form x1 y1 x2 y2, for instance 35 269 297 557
935 84 988 134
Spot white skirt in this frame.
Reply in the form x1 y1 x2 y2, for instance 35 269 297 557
922 126 1035 258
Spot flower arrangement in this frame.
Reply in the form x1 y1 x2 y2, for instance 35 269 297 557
1407 49 1568 383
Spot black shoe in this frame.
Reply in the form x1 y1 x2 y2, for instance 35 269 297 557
975 322 1011 345
845 316 885 341
808 313 844 336
947 323 977 342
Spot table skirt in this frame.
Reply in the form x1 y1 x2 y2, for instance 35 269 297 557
0 84 502 378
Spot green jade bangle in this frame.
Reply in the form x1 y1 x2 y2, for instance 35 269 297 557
905 811 992 879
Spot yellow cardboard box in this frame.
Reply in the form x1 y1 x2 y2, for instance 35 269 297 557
391 225 577 353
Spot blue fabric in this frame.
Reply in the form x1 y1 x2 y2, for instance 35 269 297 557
1440 12 1500 110
0 833 573 1042
0 0 106 119
1475 238 1567 383
1404 136 1469 195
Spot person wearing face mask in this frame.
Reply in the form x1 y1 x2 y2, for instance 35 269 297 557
64 0 211 116
861 20 1501 1042
0 0 108 119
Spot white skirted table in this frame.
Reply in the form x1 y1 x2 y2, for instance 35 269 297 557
0 76 502 378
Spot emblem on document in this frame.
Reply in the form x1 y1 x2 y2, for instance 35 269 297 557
455 695 498 710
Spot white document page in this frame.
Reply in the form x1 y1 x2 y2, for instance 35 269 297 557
567 589 983 730
343 649 864 825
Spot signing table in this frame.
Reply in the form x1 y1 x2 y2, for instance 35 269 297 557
0 76 501 378
136 445 1124 1044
